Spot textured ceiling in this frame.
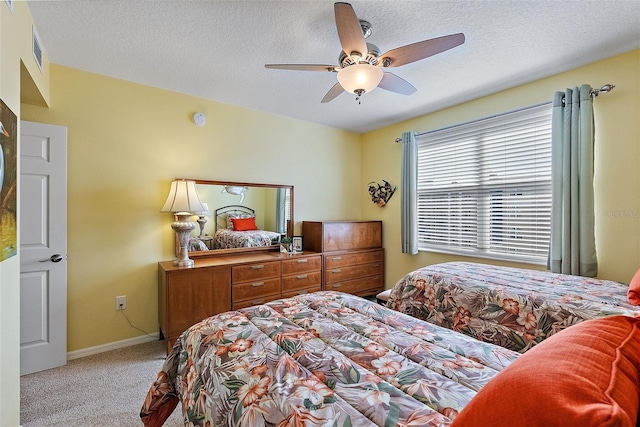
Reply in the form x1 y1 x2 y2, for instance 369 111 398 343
26 0 640 134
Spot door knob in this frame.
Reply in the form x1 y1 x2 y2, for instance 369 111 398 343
39 254 64 263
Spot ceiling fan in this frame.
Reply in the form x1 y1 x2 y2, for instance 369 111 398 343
265 2 465 103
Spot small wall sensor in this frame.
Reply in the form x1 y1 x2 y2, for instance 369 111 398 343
192 112 206 126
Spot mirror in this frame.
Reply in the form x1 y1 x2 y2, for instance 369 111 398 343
180 179 293 257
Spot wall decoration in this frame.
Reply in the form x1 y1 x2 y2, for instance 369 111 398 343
0 98 17 261
368 179 396 208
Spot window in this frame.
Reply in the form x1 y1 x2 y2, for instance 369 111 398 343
416 103 552 264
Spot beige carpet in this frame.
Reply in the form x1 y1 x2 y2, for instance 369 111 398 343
21 340 183 426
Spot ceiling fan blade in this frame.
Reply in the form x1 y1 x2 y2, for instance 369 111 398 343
378 72 417 95
379 33 465 68
334 2 367 56
265 64 337 72
321 82 345 103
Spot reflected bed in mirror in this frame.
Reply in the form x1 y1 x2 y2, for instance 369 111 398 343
179 179 293 257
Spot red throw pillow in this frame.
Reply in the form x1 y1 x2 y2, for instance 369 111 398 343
451 315 640 427
627 268 640 305
230 216 257 231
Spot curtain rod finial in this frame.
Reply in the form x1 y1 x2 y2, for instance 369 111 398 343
600 84 615 93
591 83 615 97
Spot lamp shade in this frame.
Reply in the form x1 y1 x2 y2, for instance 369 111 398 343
337 63 383 94
196 202 210 216
161 180 206 214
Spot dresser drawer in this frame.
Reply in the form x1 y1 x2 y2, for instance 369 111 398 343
325 275 384 296
325 262 383 284
282 271 321 292
324 250 383 269
232 277 281 302
281 256 321 275
232 294 281 310
232 261 280 283
281 285 322 299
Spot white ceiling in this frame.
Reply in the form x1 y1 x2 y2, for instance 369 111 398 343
26 0 640 134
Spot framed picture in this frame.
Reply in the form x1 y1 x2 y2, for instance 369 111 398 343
0 98 17 262
292 236 303 252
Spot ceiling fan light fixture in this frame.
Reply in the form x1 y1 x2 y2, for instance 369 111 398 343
337 63 383 95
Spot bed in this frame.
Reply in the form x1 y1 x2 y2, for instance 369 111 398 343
213 205 281 249
387 261 640 353
140 291 520 426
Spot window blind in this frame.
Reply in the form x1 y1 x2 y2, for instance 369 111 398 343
416 103 552 263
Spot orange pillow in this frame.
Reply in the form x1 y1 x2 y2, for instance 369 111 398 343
451 315 640 427
627 268 640 305
230 216 257 231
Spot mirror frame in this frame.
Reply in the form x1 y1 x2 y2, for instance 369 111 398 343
180 179 294 258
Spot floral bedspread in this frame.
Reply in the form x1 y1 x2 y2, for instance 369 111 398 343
213 228 280 249
140 291 518 427
388 262 640 353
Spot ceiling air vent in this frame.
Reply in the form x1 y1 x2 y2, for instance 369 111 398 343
32 26 43 72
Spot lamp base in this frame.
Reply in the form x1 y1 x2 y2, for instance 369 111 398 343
172 213 196 268
197 216 207 238
173 257 194 268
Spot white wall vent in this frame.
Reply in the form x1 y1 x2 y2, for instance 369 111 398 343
4 0 14 14
32 26 44 72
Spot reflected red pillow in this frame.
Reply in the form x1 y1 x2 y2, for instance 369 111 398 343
627 268 640 305
230 216 257 231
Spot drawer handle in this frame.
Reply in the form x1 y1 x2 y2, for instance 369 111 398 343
331 256 342 261
331 269 341 273
251 265 265 270
296 259 308 264
298 290 308 295
297 274 308 279
332 283 342 288
252 299 264 304
251 282 265 287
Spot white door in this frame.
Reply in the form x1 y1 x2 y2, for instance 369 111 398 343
19 121 67 376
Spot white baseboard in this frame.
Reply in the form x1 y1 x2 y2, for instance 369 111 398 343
67 332 160 360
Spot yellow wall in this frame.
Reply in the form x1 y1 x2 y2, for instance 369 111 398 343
18 51 640 359
1 1 50 424
361 49 640 287
21 64 362 352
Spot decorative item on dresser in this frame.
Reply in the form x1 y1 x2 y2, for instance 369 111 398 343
158 251 321 353
302 220 384 297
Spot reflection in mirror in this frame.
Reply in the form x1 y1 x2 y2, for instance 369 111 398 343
180 179 293 257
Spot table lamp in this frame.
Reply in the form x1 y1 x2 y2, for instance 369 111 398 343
196 202 210 237
161 179 205 267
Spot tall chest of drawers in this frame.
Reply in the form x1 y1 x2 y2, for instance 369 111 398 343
158 251 321 353
302 221 384 297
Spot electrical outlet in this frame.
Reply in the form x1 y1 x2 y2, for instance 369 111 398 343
116 295 126 310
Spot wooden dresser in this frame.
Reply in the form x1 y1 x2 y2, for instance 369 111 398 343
302 221 384 298
158 251 321 352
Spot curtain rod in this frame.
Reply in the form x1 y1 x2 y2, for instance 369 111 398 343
560 83 615 106
394 84 615 142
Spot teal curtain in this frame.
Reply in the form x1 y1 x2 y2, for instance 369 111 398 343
275 188 286 234
549 85 597 277
401 131 418 254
